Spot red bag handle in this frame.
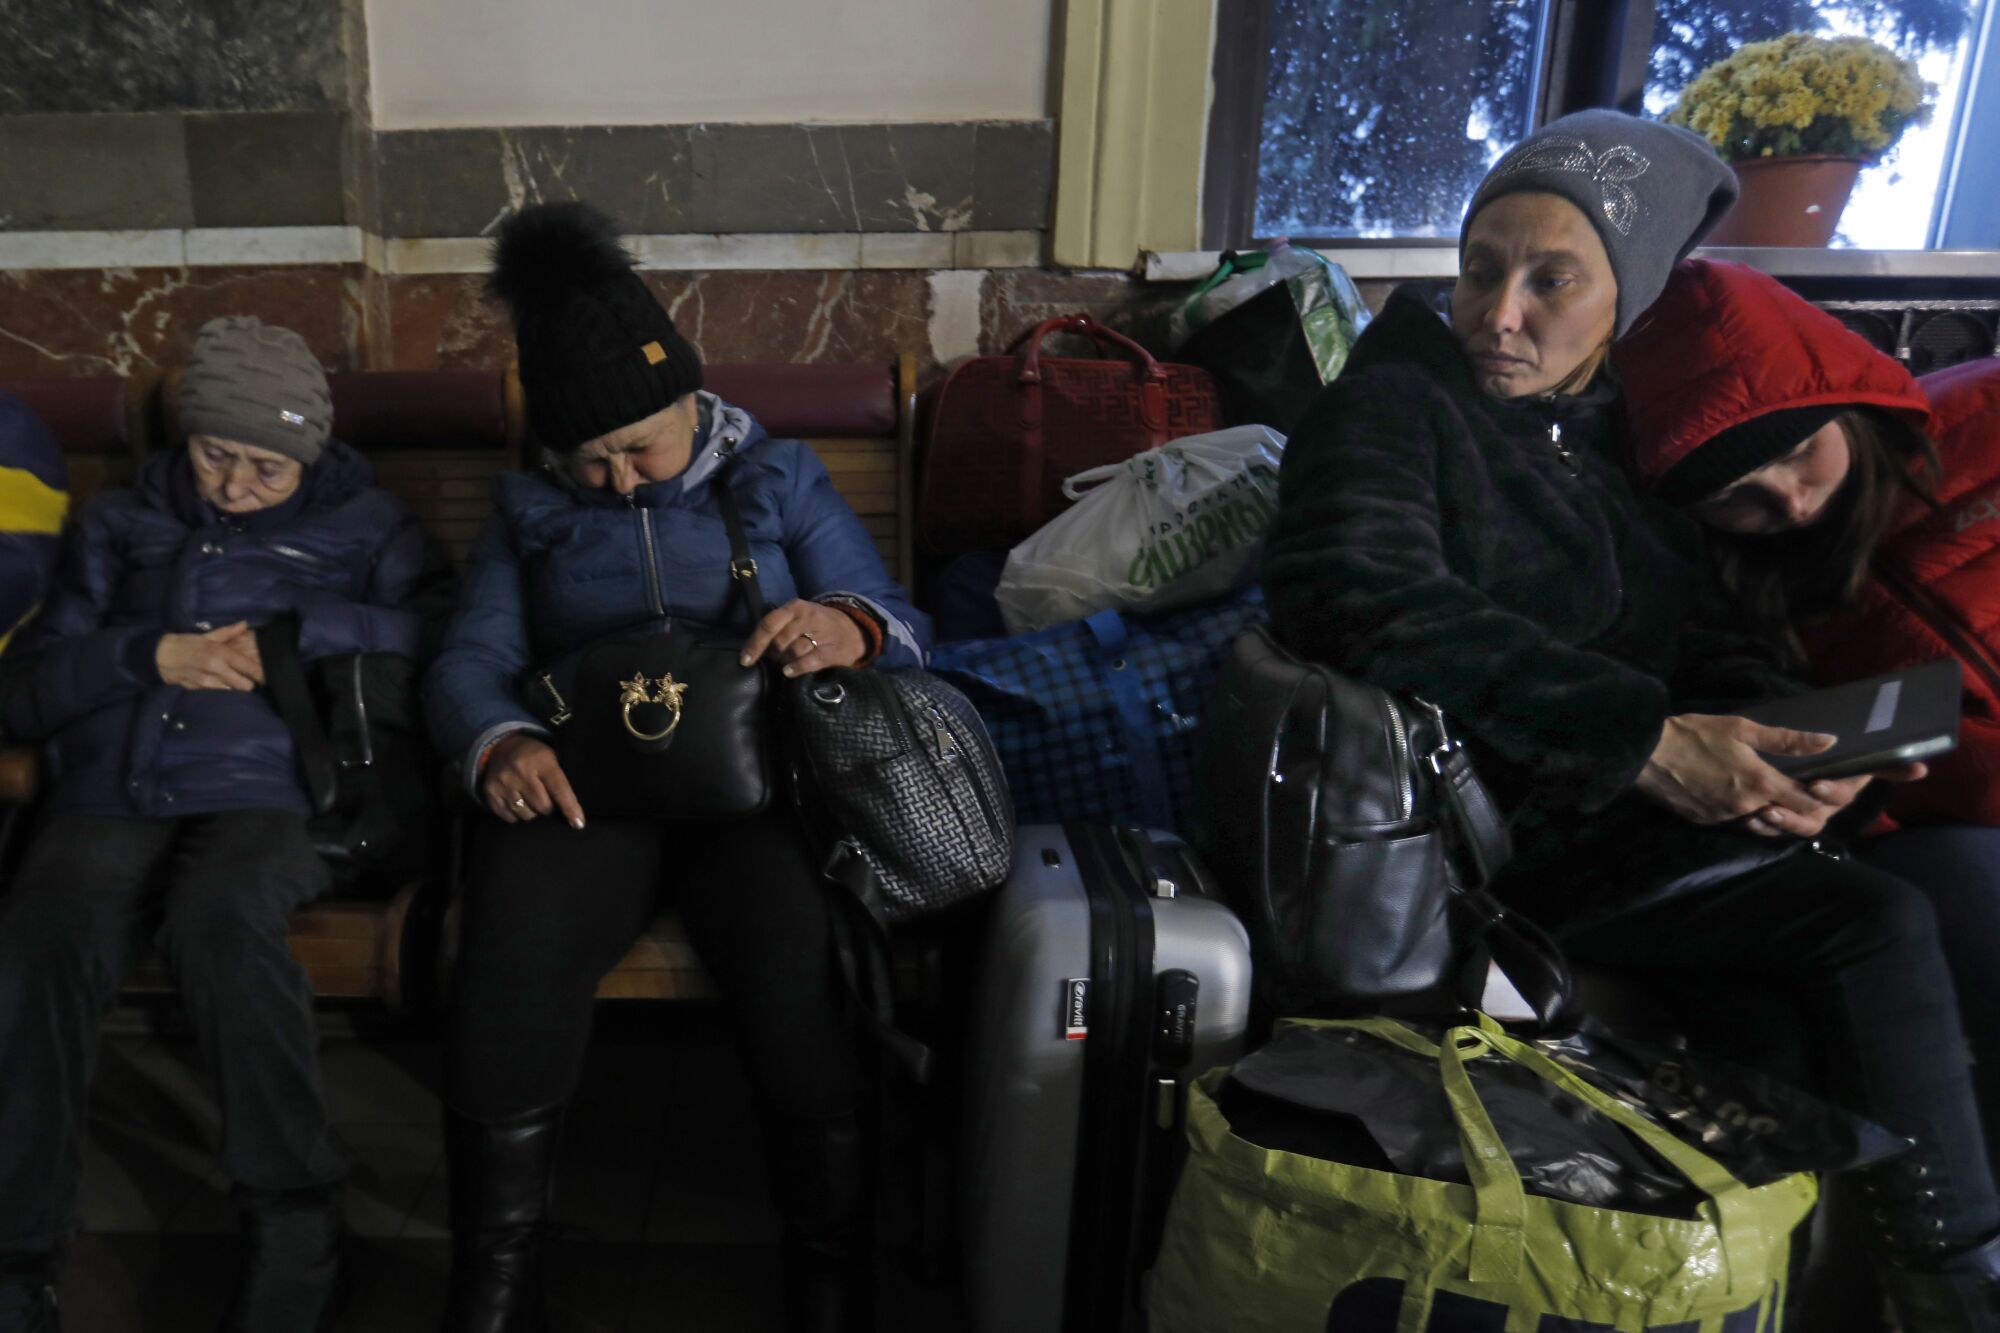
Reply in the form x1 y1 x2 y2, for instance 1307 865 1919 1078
1008 313 1169 386
1005 315 1171 528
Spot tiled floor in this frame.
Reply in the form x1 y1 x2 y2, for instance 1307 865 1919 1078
61 1007 967 1331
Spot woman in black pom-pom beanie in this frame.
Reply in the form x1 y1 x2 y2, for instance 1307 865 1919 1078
426 202 930 1333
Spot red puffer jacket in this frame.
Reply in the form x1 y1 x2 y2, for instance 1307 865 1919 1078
1616 258 1930 492
1806 356 2000 825
1619 258 2000 826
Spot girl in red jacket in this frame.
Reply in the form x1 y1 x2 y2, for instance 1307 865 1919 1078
1618 255 2000 1213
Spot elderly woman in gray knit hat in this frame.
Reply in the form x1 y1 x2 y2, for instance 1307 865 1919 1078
1259 109 2000 1327
0 317 441 1333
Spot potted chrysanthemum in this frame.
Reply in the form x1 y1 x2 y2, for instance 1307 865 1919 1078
1668 32 1935 246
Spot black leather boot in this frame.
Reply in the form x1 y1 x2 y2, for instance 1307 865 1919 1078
0 1253 60 1333
1858 1156 2000 1333
217 1183 346 1332
443 1103 563 1333
769 1113 874 1333
1879 1232 2000 1333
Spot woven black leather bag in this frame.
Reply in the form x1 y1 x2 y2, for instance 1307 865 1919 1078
789 665 1014 929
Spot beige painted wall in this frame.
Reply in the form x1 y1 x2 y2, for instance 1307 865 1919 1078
364 0 1055 128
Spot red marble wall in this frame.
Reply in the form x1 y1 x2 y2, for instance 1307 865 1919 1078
0 263 1405 383
0 266 363 378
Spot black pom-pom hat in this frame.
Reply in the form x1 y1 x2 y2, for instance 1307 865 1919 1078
488 202 703 453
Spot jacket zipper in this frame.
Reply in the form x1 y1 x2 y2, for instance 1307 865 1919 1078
1876 563 2000 699
628 496 666 617
1548 422 1579 475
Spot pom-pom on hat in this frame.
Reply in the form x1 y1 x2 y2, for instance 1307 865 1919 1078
488 202 702 452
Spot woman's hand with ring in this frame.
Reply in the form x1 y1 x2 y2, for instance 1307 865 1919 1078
739 599 866 676
481 733 586 828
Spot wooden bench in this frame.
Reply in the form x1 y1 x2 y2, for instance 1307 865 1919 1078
0 356 922 1009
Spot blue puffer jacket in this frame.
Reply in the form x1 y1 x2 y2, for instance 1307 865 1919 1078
425 394 931 786
0 391 67 655
0 439 432 818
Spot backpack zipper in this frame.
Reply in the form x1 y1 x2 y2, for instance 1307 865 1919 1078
925 695 1006 839
1380 695 1416 820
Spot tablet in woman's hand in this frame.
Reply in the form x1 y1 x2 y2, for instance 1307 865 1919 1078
1740 659 1961 781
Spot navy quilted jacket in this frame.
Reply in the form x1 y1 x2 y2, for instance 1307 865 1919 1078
0 440 432 818
424 394 931 786
0 391 66 653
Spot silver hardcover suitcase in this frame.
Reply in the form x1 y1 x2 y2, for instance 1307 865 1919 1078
959 823 1253 1333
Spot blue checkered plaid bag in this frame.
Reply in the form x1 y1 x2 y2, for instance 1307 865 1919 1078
928 585 1265 833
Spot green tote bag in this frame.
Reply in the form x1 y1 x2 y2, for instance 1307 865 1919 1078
1145 1017 1817 1333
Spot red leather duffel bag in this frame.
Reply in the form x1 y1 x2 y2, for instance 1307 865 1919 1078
918 314 1221 554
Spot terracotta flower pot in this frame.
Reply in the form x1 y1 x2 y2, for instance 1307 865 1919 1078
1706 154 1866 247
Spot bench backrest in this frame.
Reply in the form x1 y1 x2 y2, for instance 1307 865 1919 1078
3 357 918 587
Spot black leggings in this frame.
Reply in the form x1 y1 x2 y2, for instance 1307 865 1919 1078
1559 850 2000 1252
447 809 861 1124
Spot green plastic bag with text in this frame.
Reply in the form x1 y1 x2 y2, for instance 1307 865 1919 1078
1145 1017 1815 1333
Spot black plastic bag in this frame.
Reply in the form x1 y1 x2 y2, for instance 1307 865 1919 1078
1539 1024 1910 1185
1220 1025 1705 1216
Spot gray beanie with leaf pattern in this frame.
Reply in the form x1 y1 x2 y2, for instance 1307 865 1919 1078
1461 110 1740 337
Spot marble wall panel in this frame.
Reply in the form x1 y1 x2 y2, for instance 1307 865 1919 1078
0 115 1054 237
0 0 347 114
0 259 1243 388
380 269 938 372
638 270 935 366
378 275 515 372
0 266 361 379
976 268 1188 358
375 127 695 238
185 111 347 228
372 121 1052 238
972 122 1057 232
0 113 195 231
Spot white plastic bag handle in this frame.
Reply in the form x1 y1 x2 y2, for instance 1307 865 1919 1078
1061 455 1151 500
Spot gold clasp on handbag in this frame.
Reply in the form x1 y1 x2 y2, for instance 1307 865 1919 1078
620 672 688 742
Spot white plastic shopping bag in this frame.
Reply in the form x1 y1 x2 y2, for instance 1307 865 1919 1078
996 425 1285 634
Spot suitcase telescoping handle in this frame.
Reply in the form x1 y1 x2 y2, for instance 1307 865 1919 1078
1003 314 1171 552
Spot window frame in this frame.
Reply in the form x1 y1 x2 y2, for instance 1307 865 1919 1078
1199 0 2000 252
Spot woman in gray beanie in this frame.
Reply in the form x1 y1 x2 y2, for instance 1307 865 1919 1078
0 317 442 1333
1260 109 2000 1327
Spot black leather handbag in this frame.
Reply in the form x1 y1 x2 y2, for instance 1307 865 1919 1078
259 619 442 893
520 462 774 822
1192 625 1571 1026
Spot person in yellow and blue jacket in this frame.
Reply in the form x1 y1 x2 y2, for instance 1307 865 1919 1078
0 391 66 658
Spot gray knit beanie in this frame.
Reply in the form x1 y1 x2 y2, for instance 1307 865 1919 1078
178 316 334 465
1461 110 1739 337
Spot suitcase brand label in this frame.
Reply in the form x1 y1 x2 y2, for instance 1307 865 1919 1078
1063 978 1089 1040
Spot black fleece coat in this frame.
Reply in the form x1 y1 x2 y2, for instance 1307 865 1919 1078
1262 287 1806 924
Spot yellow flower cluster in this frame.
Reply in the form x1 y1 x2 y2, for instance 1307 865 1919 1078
1668 31 1934 162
